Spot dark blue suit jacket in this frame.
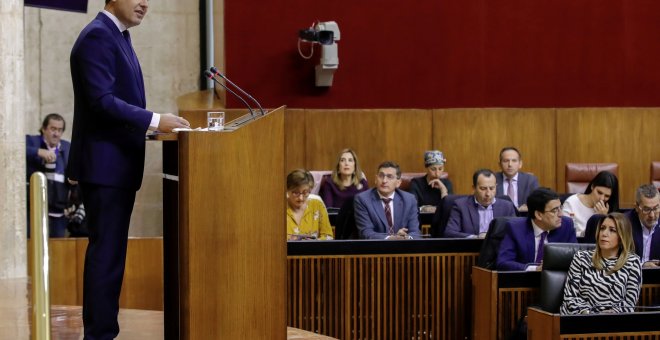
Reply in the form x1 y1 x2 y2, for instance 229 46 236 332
495 171 539 208
26 135 70 181
68 13 152 191
26 135 71 211
496 216 577 271
354 188 421 239
444 196 517 238
625 209 660 261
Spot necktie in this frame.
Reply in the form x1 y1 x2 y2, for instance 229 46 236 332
122 30 139 64
535 231 548 263
382 198 394 235
506 177 515 203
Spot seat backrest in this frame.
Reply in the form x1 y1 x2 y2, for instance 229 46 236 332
309 170 332 195
538 242 596 313
565 163 618 194
334 196 358 239
476 216 522 269
430 194 467 237
399 172 425 192
399 172 450 192
652 162 660 191
582 214 605 244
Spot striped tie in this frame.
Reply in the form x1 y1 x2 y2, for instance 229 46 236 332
382 198 393 235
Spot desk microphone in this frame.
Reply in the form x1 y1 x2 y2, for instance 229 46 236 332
209 67 266 116
203 70 255 117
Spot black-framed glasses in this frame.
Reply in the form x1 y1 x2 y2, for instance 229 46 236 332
290 190 310 197
377 173 399 180
639 204 660 215
544 207 562 215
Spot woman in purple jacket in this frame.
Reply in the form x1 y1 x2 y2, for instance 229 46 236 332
319 148 369 209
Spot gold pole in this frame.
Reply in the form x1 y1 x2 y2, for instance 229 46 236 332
30 172 51 340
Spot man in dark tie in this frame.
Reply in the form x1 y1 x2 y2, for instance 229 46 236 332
625 184 660 268
445 169 517 238
495 147 539 212
497 188 577 271
68 0 189 338
354 161 421 239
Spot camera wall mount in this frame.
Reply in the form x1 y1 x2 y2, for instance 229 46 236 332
298 21 340 87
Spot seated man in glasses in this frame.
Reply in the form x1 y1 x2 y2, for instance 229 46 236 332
354 161 421 240
625 184 660 268
445 169 517 238
497 187 578 271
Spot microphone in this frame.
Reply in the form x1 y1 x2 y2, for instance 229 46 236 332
203 70 255 117
209 67 265 116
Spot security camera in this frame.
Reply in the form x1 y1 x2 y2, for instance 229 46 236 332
297 21 341 86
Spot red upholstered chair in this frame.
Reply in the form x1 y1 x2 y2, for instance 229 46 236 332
565 163 618 194
652 162 660 191
399 172 426 192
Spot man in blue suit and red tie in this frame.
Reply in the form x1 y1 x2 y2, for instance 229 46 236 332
68 0 190 338
497 187 577 271
354 161 421 239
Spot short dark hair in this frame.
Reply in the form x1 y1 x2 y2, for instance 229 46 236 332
40 113 65 135
472 169 495 187
585 171 619 212
499 147 521 162
527 187 560 220
105 0 112 4
377 161 401 179
286 169 314 190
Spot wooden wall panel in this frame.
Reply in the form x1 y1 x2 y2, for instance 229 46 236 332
35 238 164 311
556 108 660 207
27 238 80 306
433 108 557 194
120 238 163 310
285 109 306 173
303 109 433 178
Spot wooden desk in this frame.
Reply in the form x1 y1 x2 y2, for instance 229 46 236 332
287 239 481 340
472 267 660 340
528 307 660 340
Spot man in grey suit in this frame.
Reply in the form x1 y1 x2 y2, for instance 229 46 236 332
495 147 539 212
445 169 517 238
355 161 421 239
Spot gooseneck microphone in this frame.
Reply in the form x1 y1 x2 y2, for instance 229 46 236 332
209 67 266 116
203 70 255 117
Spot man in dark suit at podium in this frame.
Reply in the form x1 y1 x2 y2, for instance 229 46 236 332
68 0 189 338
354 161 421 239
495 147 539 212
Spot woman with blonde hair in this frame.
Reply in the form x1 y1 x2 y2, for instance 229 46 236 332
560 212 642 314
286 169 333 240
319 148 369 209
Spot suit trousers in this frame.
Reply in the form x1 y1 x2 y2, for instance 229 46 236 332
80 183 136 340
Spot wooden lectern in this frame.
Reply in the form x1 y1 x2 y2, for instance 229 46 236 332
162 105 287 339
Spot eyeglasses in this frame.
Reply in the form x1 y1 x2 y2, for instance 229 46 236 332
639 204 660 215
377 173 399 180
543 207 562 215
290 190 310 197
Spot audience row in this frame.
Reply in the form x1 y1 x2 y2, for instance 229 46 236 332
285 148 660 267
